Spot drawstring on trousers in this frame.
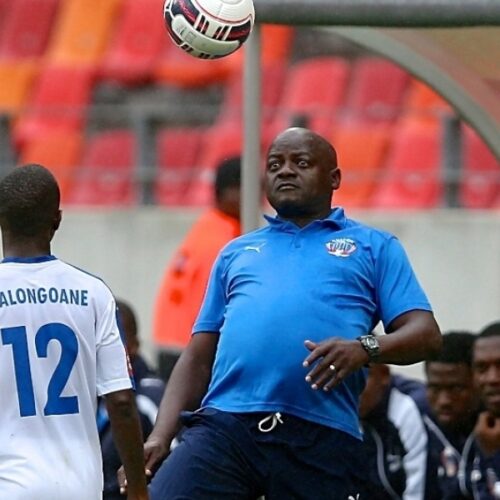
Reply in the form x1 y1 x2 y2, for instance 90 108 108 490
257 412 284 433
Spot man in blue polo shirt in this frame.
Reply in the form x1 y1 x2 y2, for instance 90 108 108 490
130 127 442 499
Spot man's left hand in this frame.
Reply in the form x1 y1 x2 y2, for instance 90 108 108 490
303 338 369 392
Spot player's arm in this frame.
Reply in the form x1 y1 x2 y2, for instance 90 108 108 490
143 332 219 472
105 389 149 500
375 309 441 365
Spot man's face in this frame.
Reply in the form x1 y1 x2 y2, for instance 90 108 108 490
474 336 500 417
426 362 478 429
265 129 339 219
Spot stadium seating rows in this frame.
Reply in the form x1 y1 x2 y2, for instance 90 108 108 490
0 0 497 209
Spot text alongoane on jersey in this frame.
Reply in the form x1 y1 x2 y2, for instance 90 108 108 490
0 287 89 307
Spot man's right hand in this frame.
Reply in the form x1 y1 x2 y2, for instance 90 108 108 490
475 411 500 458
143 436 171 473
118 437 170 496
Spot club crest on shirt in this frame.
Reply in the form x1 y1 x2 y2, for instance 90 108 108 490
325 238 357 257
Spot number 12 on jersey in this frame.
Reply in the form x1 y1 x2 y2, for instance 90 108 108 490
2 323 80 417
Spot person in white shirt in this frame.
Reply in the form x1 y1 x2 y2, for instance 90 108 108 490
0 164 148 500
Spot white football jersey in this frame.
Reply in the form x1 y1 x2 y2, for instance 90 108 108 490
0 256 133 500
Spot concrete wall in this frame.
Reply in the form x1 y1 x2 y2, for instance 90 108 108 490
5 208 500 380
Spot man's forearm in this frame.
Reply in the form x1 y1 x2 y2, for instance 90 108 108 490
376 310 442 365
106 390 149 498
149 345 214 445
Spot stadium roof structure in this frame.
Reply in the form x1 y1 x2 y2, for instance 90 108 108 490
239 0 500 231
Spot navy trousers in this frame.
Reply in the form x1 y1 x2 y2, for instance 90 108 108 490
149 408 365 500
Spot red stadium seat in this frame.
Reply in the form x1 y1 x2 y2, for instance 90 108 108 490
332 123 391 208
197 125 245 173
272 56 350 135
100 0 165 86
217 62 288 127
371 122 442 209
0 0 59 61
493 192 500 209
155 127 205 206
13 65 94 148
0 0 12 35
19 130 83 204
47 0 122 67
68 129 136 206
459 126 500 209
340 57 410 125
182 125 243 207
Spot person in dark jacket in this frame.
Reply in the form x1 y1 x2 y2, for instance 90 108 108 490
470 321 500 499
359 363 428 500
99 299 165 500
423 331 480 500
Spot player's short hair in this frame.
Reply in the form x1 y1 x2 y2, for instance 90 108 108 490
0 164 60 237
478 321 500 339
425 331 475 369
214 156 241 201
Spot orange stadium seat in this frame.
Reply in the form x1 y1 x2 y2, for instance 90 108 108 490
47 0 122 67
0 62 38 116
13 65 94 148
332 123 391 208
272 56 350 136
371 122 442 209
401 79 452 126
0 0 59 60
19 130 83 204
67 129 136 206
155 127 205 206
154 36 235 89
154 24 293 89
459 126 500 209
219 25 295 76
100 0 165 86
341 57 410 125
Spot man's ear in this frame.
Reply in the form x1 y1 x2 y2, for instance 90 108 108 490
53 210 62 231
332 167 341 191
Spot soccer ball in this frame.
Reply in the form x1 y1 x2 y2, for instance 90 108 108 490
163 0 255 59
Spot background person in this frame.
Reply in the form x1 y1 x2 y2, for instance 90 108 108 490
470 321 500 499
125 127 441 499
359 363 428 500
0 164 148 500
99 299 165 500
423 331 479 500
152 156 242 380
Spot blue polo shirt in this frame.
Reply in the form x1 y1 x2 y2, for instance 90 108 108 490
193 208 432 439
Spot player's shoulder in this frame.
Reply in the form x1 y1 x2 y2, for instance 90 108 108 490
343 216 396 244
219 225 269 253
56 260 115 296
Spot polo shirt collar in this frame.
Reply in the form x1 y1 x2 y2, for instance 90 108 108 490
264 207 347 230
1 255 57 264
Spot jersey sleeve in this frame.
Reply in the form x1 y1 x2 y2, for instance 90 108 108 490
192 252 226 334
95 295 133 396
375 236 432 328
389 389 428 500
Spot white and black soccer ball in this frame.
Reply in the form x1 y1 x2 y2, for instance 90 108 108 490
163 0 255 59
